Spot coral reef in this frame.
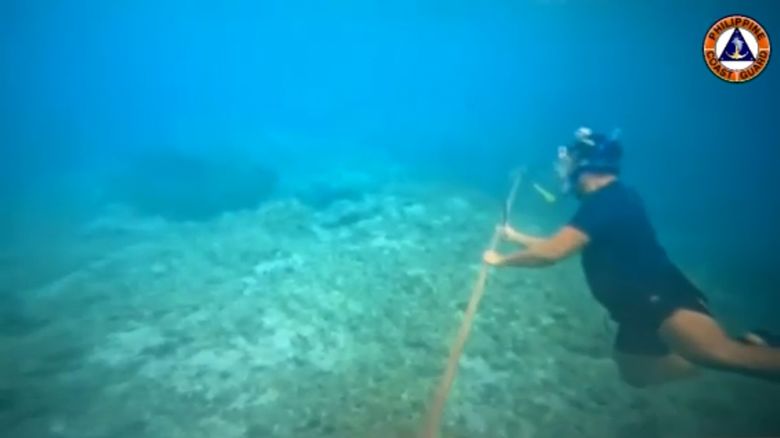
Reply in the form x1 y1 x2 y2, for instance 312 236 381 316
106 148 278 221
2 176 780 438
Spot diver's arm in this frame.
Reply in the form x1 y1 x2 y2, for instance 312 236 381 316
502 225 546 247
506 230 546 247
490 248 556 267
485 226 589 267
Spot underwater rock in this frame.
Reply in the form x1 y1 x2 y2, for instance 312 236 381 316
149 262 168 276
0 389 18 413
319 208 374 229
296 182 365 210
292 170 376 210
315 197 381 230
107 148 278 221
245 424 274 438
0 293 48 336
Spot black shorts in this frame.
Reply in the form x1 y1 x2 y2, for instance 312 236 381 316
612 288 711 356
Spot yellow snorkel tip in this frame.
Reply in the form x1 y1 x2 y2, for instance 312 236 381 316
532 182 557 203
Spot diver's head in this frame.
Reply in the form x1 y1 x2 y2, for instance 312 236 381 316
555 127 622 196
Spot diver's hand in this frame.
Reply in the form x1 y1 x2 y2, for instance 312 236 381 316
575 126 593 141
496 224 523 242
483 250 506 266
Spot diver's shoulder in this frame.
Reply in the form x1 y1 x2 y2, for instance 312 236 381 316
601 180 644 205
612 181 649 209
609 179 636 195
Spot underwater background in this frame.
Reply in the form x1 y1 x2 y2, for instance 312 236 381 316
1 0 779 437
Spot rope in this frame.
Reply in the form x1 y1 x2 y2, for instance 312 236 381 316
419 171 524 438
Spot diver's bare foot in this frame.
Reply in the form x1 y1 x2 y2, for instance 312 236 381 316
741 332 769 347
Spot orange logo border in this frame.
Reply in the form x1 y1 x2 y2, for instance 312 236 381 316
703 14 771 83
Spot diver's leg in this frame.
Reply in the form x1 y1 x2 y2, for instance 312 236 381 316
613 350 699 387
611 322 699 387
613 319 697 387
660 309 780 382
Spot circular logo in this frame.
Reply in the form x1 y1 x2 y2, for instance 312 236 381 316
703 14 771 83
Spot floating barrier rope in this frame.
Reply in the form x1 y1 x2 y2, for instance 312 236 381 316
419 171 524 438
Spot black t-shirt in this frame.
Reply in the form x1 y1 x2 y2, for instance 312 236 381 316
568 180 699 319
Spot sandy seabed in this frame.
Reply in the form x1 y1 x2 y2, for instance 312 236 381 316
3 181 779 438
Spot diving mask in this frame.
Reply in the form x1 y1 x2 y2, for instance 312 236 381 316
554 126 622 194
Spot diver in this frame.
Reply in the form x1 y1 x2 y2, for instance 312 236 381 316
483 127 780 387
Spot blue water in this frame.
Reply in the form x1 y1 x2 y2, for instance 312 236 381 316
1 1 779 437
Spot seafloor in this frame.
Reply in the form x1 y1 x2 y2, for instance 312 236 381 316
3 174 780 438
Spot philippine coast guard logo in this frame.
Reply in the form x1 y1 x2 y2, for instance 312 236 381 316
703 14 771 83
